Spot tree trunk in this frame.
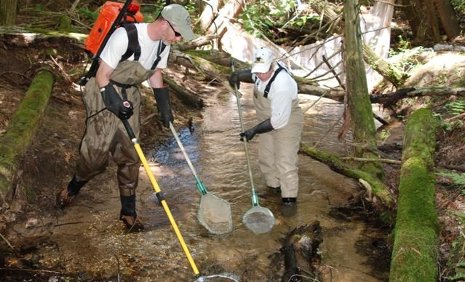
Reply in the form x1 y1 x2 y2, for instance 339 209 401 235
389 108 439 282
343 0 383 178
424 0 442 42
400 0 443 43
0 0 18 26
433 0 461 39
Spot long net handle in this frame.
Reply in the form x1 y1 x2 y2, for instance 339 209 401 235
122 120 200 275
169 122 207 195
231 64 259 207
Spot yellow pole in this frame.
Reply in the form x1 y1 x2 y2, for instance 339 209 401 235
132 138 199 275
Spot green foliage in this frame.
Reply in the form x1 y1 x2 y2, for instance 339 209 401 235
33 4 46 12
455 75 465 88
451 0 465 14
446 100 465 116
58 15 72 32
389 35 411 55
389 47 426 74
445 213 465 281
240 0 319 40
141 3 166 22
78 7 99 23
447 258 465 281
436 171 465 192
437 99 465 131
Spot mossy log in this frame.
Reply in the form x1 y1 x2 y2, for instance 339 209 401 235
389 108 439 282
0 69 55 208
300 143 393 207
362 44 407 87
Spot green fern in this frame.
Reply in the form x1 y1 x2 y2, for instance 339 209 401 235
446 100 465 116
436 171 465 194
437 171 465 185
447 272 465 281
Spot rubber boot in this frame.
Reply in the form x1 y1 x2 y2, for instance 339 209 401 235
120 195 144 232
281 197 297 217
56 176 87 209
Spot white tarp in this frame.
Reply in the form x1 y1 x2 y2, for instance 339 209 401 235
220 0 395 92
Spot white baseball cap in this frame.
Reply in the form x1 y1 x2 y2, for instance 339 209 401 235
161 4 197 41
251 47 274 73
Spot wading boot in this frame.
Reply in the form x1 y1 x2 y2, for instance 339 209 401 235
120 215 144 233
281 197 297 217
120 195 144 233
56 176 87 209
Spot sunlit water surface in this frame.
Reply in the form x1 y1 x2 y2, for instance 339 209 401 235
135 85 388 281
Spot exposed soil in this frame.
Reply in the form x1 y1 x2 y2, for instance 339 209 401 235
1 33 465 281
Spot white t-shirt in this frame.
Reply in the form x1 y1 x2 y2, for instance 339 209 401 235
100 23 170 71
253 64 298 129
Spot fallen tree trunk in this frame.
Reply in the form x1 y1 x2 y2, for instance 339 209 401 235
300 143 393 207
0 69 55 208
389 108 439 282
371 87 465 107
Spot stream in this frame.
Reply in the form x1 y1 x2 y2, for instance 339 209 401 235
3 85 389 281
135 85 389 281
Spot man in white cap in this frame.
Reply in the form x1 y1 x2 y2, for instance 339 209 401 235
57 4 197 232
229 47 303 217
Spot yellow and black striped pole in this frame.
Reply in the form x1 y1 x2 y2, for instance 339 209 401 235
122 119 200 275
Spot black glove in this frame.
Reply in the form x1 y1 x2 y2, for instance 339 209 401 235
228 69 253 89
100 83 134 120
240 119 274 142
153 87 173 128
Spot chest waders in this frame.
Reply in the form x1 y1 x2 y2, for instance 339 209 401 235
63 23 166 226
253 67 303 200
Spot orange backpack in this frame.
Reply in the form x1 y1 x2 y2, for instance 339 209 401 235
84 1 144 56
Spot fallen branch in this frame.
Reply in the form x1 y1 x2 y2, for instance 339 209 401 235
300 143 394 207
371 87 465 107
445 112 465 122
0 232 15 251
0 267 62 275
340 156 401 165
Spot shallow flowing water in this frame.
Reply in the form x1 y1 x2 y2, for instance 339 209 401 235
134 85 389 281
